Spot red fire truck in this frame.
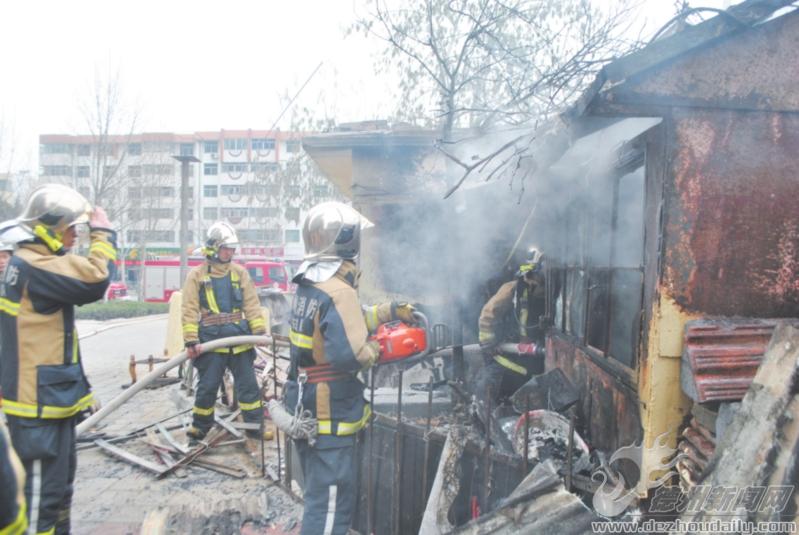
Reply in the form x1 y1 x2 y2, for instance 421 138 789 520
115 256 291 302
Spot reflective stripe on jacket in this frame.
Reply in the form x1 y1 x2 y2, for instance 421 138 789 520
0 229 116 419
181 261 265 353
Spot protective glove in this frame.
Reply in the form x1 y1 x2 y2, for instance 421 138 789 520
364 340 381 367
185 341 202 360
90 206 112 229
392 302 417 324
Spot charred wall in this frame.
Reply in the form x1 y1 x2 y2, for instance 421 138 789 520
546 335 642 454
662 108 799 316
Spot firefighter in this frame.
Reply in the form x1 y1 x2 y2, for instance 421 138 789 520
181 221 266 441
0 184 116 535
0 241 12 276
285 201 414 535
477 246 547 406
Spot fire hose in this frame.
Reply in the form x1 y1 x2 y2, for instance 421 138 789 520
76 335 287 437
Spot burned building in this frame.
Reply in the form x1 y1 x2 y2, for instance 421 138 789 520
302 1 799 532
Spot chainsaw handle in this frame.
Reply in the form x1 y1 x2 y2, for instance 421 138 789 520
412 311 430 359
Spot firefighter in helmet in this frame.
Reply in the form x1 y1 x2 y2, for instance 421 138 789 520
181 221 266 441
285 201 415 535
476 246 547 406
0 184 117 534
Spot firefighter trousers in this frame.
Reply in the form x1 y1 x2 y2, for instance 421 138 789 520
6 415 77 535
296 436 357 535
192 348 263 431
476 355 536 407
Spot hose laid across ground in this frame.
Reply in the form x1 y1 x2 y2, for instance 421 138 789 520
76 335 288 437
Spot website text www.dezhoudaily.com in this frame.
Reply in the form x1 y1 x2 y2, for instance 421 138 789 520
591 519 797 534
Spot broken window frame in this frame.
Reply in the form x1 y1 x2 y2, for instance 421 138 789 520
553 139 646 372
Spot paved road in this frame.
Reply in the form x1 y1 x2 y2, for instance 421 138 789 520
78 315 169 408
72 315 301 535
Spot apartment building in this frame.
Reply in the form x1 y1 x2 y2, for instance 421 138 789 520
39 130 336 261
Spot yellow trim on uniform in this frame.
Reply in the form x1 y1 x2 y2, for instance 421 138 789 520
289 329 313 349
364 306 379 333
183 323 199 334
36 529 55 535
89 241 117 260
212 344 253 354
494 355 528 375
318 404 372 436
203 276 221 314
3 393 94 419
248 317 265 330
72 329 79 364
238 399 262 411
192 405 215 416
0 297 20 317
478 330 495 344
0 502 27 535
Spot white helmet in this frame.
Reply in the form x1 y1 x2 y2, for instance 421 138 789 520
204 221 239 262
0 242 12 253
0 184 92 252
516 246 544 278
302 202 372 261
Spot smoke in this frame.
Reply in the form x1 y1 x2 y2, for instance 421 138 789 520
354 117 660 345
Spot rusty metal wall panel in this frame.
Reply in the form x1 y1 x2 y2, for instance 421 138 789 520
662 109 799 317
681 318 797 402
546 335 641 454
608 12 799 112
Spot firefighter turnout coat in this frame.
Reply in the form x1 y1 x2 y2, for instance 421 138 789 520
478 278 545 376
181 261 266 350
286 261 383 439
0 230 117 420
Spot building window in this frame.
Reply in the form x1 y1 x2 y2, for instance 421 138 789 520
251 138 275 151
141 186 175 198
557 163 645 369
314 185 330 197
142 164 174 176
42 143 71 154
127 230 174 242
220 207 248 219
180 143 194 156
285 207 300 221
128 143 142 156
251 206 278 218
103 165 116 178
203 185 218 197
128 165 141 178
77 144 91 156
203 207 218 220
42 165 71 176
145 208 174 219
224 138 247 151
221 162 248 174
204 163 218 176
220 185 243 196
285 229 300 243
251 162 278 174
128 187 141 199
77 166 90 178
285 140 301 153
203 141 218 153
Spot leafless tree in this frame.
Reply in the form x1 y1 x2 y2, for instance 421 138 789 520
78 67 138 220
353 0 642 196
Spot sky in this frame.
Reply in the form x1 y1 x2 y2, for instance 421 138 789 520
0 0 735 173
